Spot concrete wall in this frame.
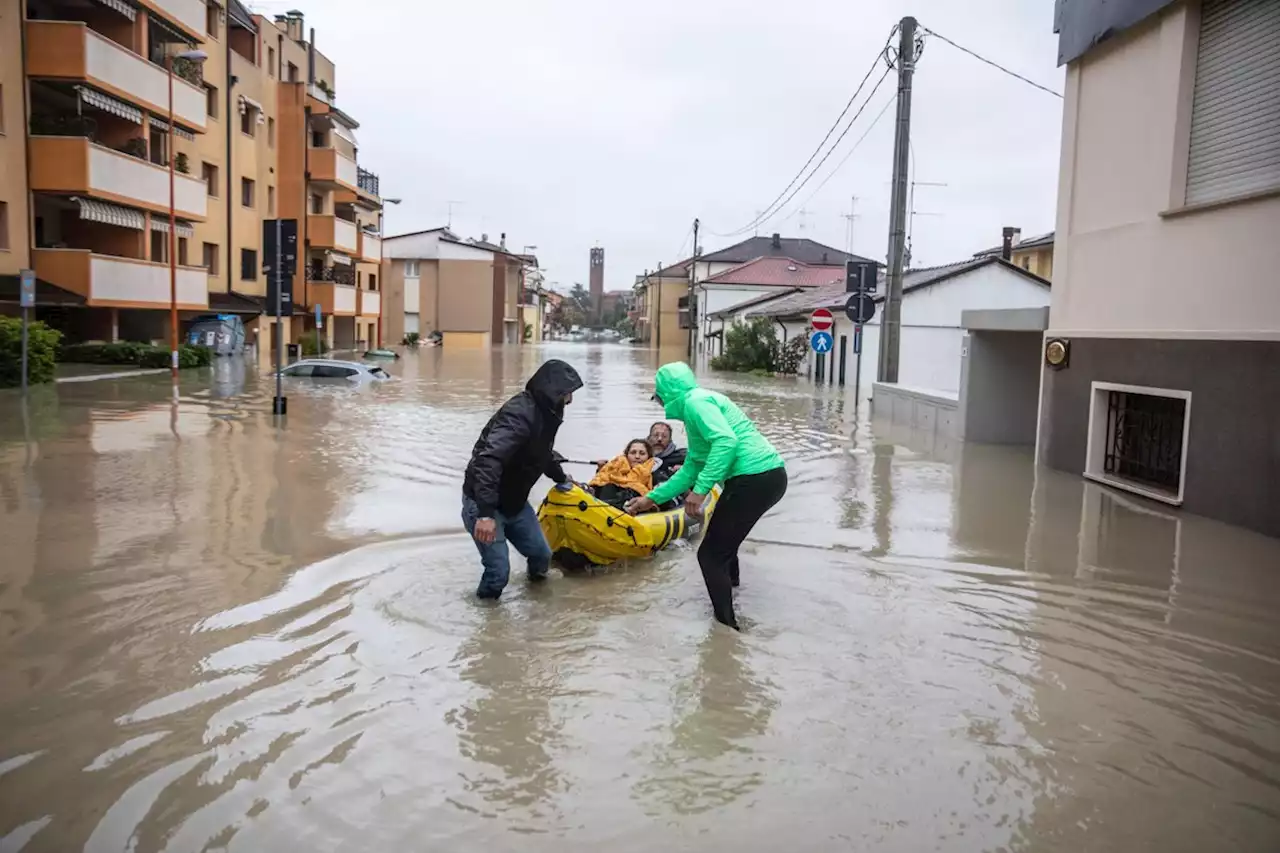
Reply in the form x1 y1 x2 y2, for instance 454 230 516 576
438 258 494 333
1050 2 1280 337
0 0 30 274
871 382 960 440
958 331 1043 444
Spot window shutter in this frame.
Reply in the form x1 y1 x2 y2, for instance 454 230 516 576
1185 0 1280 205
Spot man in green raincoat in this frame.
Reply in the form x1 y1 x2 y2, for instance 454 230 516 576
625 362 787 630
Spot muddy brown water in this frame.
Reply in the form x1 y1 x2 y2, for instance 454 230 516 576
2 344 1279 852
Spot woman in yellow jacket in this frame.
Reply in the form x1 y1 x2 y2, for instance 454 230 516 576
589 439 655 508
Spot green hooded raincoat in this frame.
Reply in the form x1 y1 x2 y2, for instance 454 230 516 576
646 362 785 505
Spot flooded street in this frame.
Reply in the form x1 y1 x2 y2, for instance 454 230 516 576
2 343 1280 852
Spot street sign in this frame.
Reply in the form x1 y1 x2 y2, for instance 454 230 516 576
19 269 35 309
810 331 833 353
264 219 297 318
810 308 834 332
315 303 323 329
845 260 878 294
844 293 876 324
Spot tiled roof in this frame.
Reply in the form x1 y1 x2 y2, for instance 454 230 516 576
700 235 876 266
702 256 845 288
743 257 1049 319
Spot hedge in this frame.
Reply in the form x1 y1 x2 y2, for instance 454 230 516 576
0 316 62 387
60 341 212 369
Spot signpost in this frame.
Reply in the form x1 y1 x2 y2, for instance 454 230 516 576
19 269 35 395
843 260 878 408
264 218 297 416
810 330 833 354
810 308 834 332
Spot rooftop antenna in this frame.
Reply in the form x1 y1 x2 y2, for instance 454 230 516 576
445 200 464 229
841 195 860 254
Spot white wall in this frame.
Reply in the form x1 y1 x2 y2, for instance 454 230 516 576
334 285 357 314
697 284 792 356
361 290 381 316
333 218 358 253
89 144 206 219
403 275 420 313
336 153 358 189
92 256 207 306
151 0 207 39
1052 3 1280 337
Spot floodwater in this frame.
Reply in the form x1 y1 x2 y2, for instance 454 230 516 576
2 343 1279 853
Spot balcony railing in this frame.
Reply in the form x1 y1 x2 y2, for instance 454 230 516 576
357 168 380 197
34 249 208 308
30 136 207 219
309 265 355 286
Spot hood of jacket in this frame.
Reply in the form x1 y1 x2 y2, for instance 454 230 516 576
526 359 584 415
654 362 699 420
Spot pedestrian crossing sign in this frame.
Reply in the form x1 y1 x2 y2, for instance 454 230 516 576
810 331 833 353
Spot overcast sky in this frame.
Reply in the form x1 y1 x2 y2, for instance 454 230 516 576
252 0 1064 290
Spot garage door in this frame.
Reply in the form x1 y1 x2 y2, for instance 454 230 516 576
405 313 419 336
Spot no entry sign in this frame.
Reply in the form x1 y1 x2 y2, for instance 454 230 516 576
810 308 834 332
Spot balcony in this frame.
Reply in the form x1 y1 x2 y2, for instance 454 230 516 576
357 167 380 198
358 231 381 263
308 215 359 253
309 282 357 316
30 136 207 220
358 289 381 317
26 22 207 134
34 249 208 309
306 82 331 114
137 0 208 43
309 148 358 190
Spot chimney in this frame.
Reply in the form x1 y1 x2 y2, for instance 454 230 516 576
771 232 781 250
500 232 506 249
821 252 828 264
285 10 304 43
480 233 488 244
1000 226 1020 261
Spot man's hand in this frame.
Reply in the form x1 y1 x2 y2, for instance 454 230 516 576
473 518 498 544
625 496 657 515
683 491 707 517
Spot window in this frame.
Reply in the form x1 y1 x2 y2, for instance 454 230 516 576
404 260 419 277
0 202 8 250
312 364 358 379
202 241 219 275
1020 256 1031 271
202 162 219 196
178 237 189 266
287 62 298 83
267 117 275 147
310 193 324 214
1085 382 1192 505
267 46 275 77
368 273 377 291
241 177 255 208
267 185 275 216
240 107 255 136
151 230 166 262
206 2 218 36
1185 0 1280 205
311 130 325 148
205 84 218 119
241 248 258 281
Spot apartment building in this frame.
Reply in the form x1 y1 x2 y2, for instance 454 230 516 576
0 1 384 364
632 259 690 351
382 228 525 348
1039 0 1280 536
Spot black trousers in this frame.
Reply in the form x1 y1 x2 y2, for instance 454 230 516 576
697 465 788 629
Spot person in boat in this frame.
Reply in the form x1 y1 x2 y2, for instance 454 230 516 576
624 362 787 631
462 359 584 599
588 438 655 509
647 421 686 486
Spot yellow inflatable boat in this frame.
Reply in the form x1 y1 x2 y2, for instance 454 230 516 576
537 484 720 570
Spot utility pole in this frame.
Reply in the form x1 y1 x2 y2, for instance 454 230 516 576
842 195 859 254
689 217 699 360
878 16 917 384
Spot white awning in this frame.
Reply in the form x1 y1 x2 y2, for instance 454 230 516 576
239 94 263 113
331 119 359 148
149 116 195 141
150 218 195 238
93 0 136 22
71 197 145 231
77 86 142 124
327 252 352 266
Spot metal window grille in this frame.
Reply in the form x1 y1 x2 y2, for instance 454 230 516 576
1103 391 1186 491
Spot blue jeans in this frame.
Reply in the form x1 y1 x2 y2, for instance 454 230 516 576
461 496 553 598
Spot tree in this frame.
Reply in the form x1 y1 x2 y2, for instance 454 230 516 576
709 317 784 374
0 317 61 387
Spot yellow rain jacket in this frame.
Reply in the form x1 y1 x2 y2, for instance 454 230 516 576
589 455 655 494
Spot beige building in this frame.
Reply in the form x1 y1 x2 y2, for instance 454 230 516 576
632 259 690 350
0 1 384 365
1038 0 1280 537
382 228 525 348
974 229 1055 281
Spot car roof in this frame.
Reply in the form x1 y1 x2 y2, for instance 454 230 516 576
290 359 369 369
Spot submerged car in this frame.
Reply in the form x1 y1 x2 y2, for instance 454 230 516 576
278 359 391 381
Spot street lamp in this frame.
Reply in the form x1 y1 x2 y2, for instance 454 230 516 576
167 48 208 380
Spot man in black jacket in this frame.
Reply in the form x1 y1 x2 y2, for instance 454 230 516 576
462 359 583 599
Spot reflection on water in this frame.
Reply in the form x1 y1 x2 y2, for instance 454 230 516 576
1 344 1279 852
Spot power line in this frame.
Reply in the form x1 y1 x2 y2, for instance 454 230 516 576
781 93 895 223
919 26 1063 99
707 26 899 238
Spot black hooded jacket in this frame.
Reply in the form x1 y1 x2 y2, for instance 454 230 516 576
463 359 584 517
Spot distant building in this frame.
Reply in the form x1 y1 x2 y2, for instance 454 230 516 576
1038 0 1280 536
973 229 1055 281
632 259 690 350
588 247 604 323
381 227 524 347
